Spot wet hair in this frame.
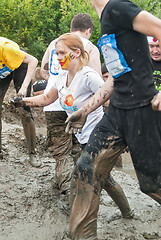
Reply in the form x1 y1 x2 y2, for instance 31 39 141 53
56 33 89 68
70 13 94 33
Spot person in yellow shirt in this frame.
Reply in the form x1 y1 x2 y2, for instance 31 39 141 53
0 37 41 167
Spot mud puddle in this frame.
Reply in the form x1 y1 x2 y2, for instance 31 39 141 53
0 85 160 240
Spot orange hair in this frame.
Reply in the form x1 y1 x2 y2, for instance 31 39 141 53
56 33 89 69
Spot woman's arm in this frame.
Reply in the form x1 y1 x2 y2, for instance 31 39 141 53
11 86 58 108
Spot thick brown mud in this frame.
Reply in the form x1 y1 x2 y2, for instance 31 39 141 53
0 84 160 240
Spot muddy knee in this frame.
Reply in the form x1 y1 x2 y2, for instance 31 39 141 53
76 152 93 184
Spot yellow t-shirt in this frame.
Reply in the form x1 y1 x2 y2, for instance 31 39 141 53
0 37 25 78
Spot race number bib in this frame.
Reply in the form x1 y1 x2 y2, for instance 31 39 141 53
0 62 12 79
98 34 131 78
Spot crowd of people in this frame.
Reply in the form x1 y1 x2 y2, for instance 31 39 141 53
1 0 161 239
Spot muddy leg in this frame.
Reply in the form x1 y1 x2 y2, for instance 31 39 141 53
69 106 128 239
45 111 74 198
103 174 133 218
115 155 123 167
20 108 41 167
70 186 99 240
0 116 2 159
12 62 40 167
70 142 125 240
0 75 12 158
69 155 130 218
70 161 100 240
55 151 73 196
20 108 36 154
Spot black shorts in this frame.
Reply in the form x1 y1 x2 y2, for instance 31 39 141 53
83 103 161 193
0 62 31 112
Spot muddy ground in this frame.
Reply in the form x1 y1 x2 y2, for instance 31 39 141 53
0 84 161 240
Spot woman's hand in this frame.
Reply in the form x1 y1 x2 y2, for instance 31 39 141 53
9 97 25 108
65 109 87 134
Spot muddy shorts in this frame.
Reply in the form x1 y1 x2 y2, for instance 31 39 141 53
0 62 34 154
83 103 161 193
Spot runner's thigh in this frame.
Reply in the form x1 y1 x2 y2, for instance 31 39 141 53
77 104 126 181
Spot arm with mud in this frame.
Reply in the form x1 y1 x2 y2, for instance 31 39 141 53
9 86 59 108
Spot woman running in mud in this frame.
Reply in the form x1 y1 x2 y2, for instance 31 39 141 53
10 33 134 219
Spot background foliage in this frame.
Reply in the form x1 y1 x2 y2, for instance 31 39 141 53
0 0 161 64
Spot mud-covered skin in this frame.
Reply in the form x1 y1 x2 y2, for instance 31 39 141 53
103 175 133 218
9 97 25 108
65 109 87 135
20 108 36 154
69 103 161 239
70 144 126 239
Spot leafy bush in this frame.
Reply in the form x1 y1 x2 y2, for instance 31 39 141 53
0 0 100 62
59 0 101 47
0 0 62 63
133 0 161 17
0 0 161 64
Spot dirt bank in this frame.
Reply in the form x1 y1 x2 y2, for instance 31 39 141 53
0 84 160 240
